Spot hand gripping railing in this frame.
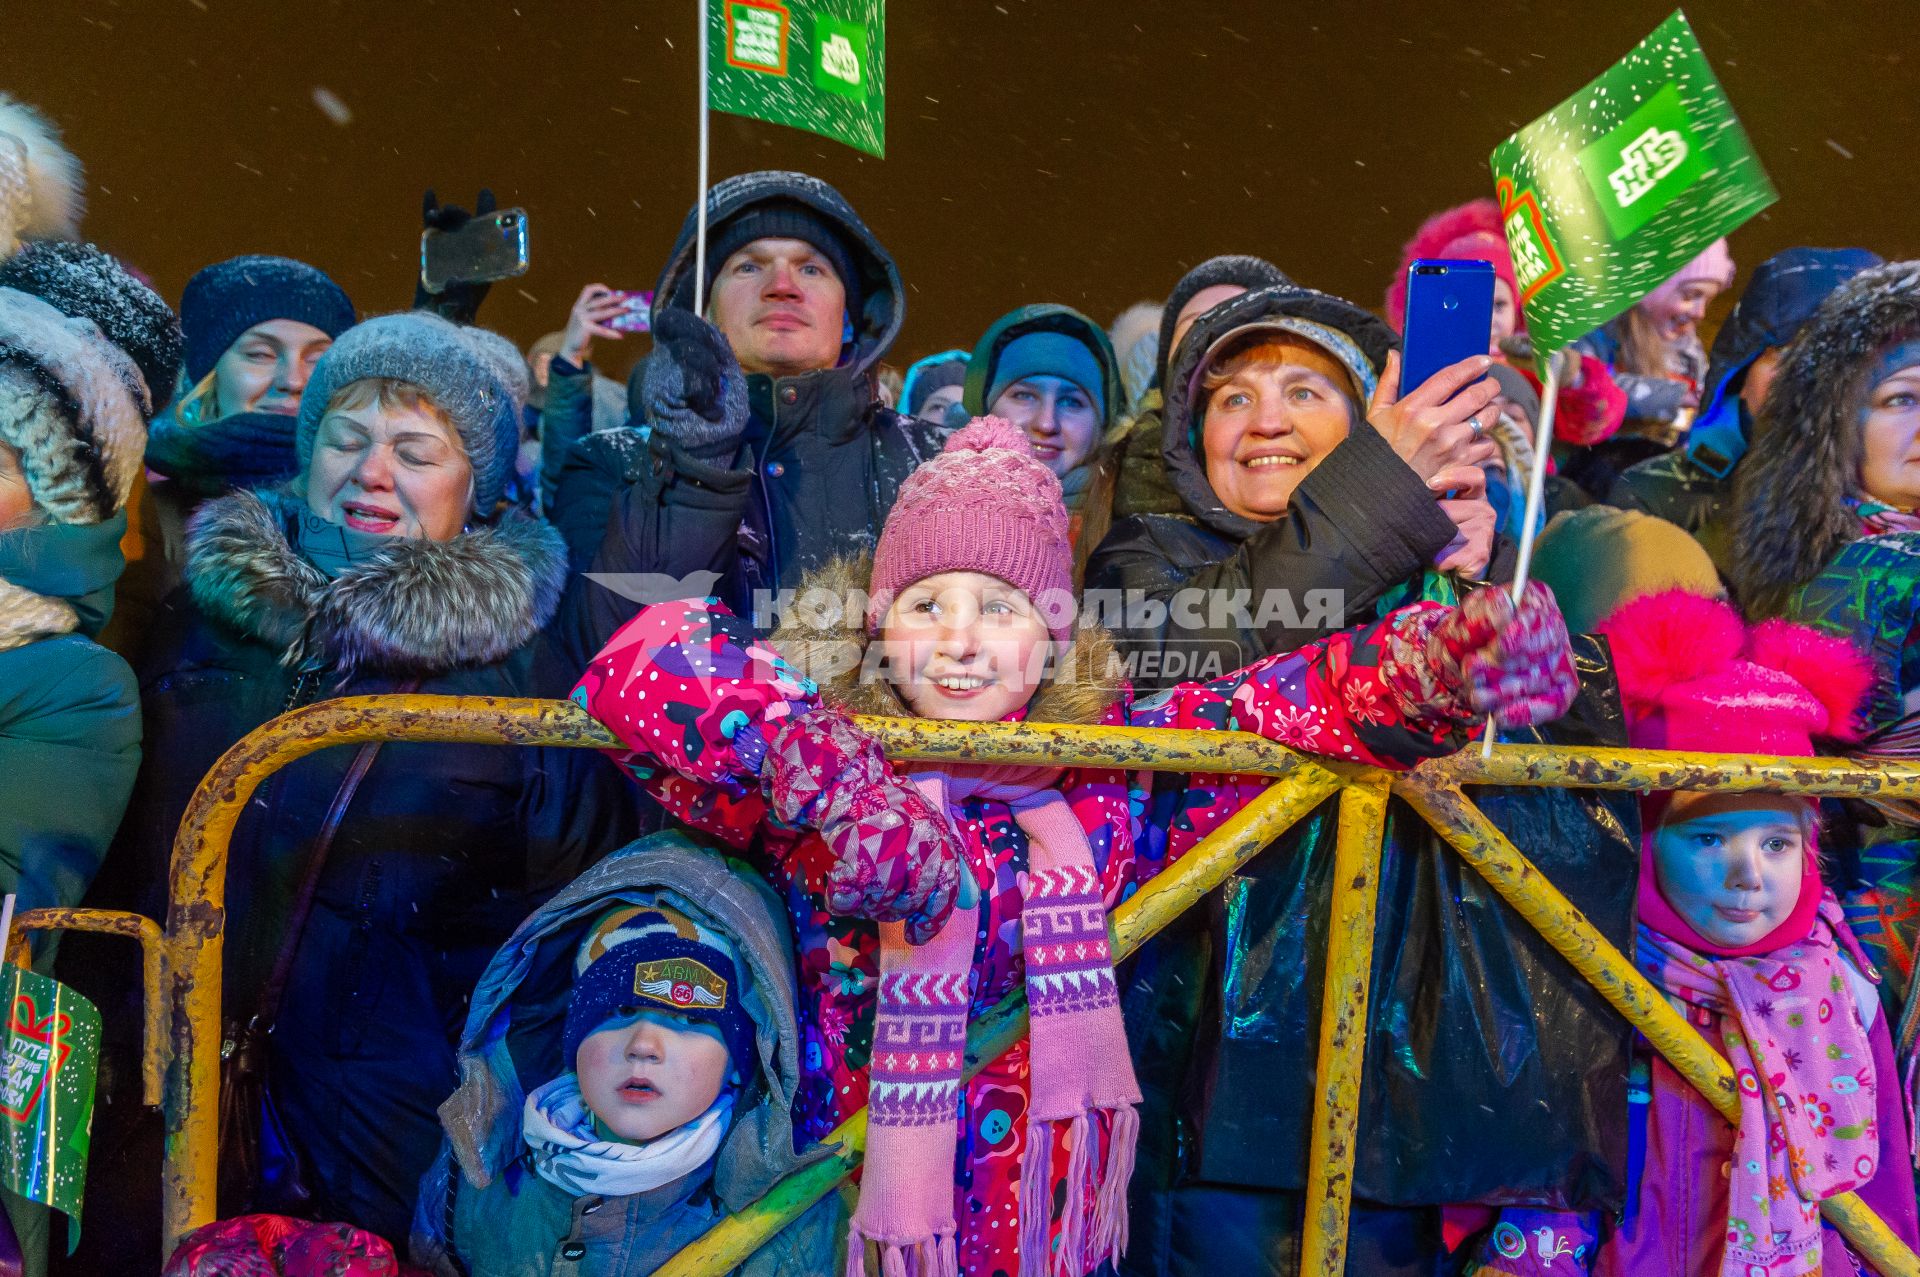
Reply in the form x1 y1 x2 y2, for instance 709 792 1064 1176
63 694 1920 1274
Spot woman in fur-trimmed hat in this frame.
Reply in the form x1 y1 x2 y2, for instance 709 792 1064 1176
0 283 147 1273
97 311 637 1253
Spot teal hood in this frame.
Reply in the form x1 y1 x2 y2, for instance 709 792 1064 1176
0 510 128 644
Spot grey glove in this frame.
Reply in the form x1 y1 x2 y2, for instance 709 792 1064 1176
642 307 749 463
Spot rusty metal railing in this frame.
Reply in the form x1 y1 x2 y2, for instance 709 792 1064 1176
46 695 1920 1274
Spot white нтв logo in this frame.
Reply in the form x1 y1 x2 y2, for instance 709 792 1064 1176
820 32 861 85
1608 127 1689 208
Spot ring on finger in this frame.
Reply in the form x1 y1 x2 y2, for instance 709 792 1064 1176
1467 415 1484 436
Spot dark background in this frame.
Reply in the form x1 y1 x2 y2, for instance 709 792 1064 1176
8 0 1914 381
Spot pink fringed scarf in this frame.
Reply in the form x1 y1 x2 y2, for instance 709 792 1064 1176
846 765 1141 1277
1636 896 1881 1277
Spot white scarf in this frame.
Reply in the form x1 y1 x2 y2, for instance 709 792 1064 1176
521 1073 733 1198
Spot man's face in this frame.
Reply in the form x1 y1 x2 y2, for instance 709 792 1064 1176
707 237 847 377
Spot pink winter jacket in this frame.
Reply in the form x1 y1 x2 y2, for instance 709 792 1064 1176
1595 974 1920 1277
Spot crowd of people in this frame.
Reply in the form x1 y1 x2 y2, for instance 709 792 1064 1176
3 82 1920 1277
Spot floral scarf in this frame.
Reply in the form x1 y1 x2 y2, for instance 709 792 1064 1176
1636 897 1880 1277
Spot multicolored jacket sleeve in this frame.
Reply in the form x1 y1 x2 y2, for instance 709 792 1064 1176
1125 601 1473 769
573 598 960 939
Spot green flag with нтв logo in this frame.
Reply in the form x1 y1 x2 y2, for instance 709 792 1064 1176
709 0 885 158
1489 10 1775 360
0 963 99 1246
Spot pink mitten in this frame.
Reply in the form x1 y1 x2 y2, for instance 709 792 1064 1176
1382 583 1578 729
763 708 962 945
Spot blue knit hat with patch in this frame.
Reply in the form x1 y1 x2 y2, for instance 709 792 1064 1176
295 311 519 516
563 903 756 1081
180 255 356 385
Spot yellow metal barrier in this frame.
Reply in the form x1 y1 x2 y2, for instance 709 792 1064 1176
44 693 1920 1273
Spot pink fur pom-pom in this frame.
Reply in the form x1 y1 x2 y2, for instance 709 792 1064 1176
1595 590 1745 716
1384 199 1504 331
1746 619 1874 741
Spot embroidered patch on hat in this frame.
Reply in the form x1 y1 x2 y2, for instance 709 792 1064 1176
634 956 729 1011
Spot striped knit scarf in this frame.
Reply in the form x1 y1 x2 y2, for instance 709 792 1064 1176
845 765 1141 1277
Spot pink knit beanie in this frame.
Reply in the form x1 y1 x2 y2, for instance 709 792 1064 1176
866 415 1076 642
1640 238 1736 313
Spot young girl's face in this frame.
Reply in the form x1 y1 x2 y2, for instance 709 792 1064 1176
879 571 1056 723
576 1008 731 1143
1651 793 1808 949
1639 278 1722 346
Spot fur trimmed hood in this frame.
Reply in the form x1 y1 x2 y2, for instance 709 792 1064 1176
1733 260 1920 616
185 488 566 677
768 555 1124 724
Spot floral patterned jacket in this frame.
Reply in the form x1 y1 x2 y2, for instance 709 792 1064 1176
574 593 1478 1275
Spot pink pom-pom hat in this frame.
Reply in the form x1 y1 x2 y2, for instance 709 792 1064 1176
1384 199 1521 334
866 415 1076 642
1596 590 1869 756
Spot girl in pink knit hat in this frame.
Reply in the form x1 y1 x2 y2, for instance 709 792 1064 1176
575 416 1580 1277
1458 590 1919 1277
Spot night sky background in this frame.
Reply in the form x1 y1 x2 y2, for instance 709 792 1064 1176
8 0 1917 382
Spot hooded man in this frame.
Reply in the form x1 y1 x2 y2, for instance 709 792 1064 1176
547 172 941 660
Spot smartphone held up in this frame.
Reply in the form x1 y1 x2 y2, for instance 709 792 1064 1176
1400 258 1495 398
420 208 531 294
605 290 654 334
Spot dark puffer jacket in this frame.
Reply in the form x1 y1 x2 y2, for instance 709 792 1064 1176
92 490 637 1246
1085 286 1464 691
547 171 941 659
1610 247 1883 569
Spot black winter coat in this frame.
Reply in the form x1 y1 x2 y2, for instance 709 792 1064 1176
1085 289 1637 1276
545 171 942 660
91 491 636 1245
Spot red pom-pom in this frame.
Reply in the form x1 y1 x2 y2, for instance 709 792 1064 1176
1746 619 1874 741
1595 590 1745 716
942 414 1029 457
1384 199 1504 331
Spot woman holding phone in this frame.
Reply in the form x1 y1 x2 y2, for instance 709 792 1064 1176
1087 283 1501 688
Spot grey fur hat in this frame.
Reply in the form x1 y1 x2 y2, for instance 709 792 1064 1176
296 311 519 516
0 286 147 524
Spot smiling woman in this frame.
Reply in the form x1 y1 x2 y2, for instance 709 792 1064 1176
1198 332 1361 521
97 310 639 1249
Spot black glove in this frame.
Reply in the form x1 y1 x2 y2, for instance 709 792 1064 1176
642 308 748 462
413 187 496 324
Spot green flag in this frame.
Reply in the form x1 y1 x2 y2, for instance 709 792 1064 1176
0 964 99 1240
1489 10 1775 357
708 0 885 158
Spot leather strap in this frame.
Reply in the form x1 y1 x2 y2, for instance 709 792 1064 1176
251 678 420 1033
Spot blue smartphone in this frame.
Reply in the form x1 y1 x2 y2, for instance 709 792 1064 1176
1400 258 1495 397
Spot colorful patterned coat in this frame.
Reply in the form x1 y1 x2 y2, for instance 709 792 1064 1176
573 593 1474 1275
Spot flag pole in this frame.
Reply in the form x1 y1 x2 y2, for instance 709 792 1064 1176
1481 355 1563 759
694 0 711 316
